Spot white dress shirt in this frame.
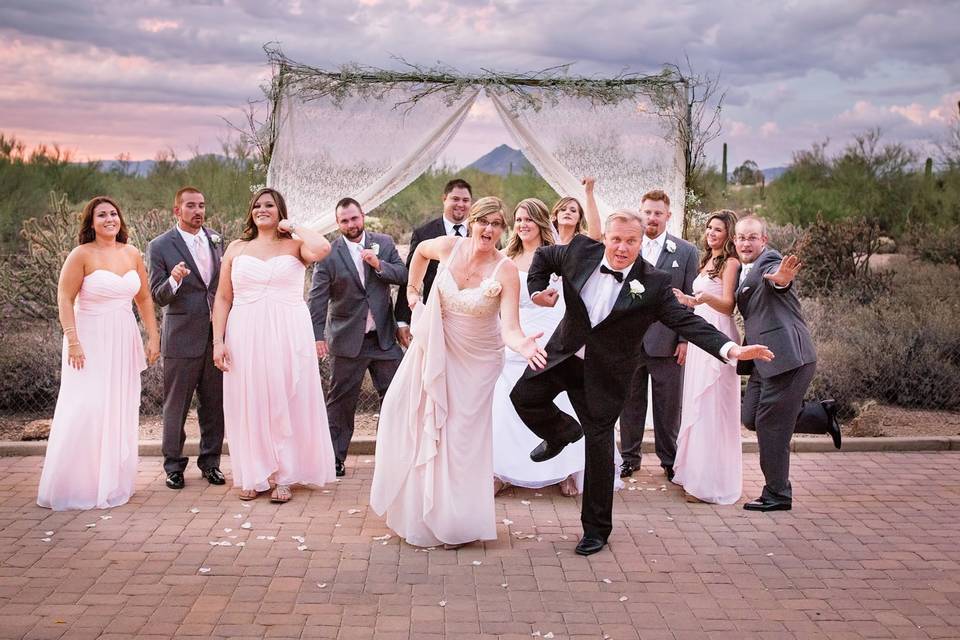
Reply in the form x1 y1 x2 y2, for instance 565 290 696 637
642 231 667 266
574 257 631 358
443 216 467 237
168 226 214 294
345 233 376 333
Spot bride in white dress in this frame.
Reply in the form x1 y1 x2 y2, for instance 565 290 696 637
492 186 623 496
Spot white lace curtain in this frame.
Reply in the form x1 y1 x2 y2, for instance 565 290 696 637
268 85 685 235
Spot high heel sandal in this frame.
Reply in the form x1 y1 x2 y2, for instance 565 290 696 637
270 484 292 503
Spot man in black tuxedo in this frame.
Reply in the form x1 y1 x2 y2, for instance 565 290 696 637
394 178 472 347
511 209 774 556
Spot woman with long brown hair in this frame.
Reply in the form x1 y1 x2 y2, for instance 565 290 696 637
671 210 743 504
212 187 336 503
38 196 160 510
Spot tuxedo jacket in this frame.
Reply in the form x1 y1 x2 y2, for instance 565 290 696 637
525 234 730 424
642 233 700 357
147 226 223 358
736 247 817 378
395 217 448 325
308 232 407 359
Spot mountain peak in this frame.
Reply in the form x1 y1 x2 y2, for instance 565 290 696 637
466 145 535 177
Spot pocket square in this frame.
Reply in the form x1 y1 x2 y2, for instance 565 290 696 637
672 260 679 268
740 286 751 293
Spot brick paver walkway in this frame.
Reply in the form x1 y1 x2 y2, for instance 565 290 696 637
1 452 958 640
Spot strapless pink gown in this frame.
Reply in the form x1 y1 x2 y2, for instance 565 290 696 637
37 270 146 511
223 255 336 492
371 239 506 547
672 273 742 504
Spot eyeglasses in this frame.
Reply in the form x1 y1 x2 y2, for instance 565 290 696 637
476 218 505 230
734 234 763 243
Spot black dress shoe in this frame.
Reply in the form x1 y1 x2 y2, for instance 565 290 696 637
575 535 607 556
166 472 185 490
530 435 581 463
619 462 639 478
822 399 842 449
201 467 226 485
663 465 675 482
743 497 791 512
335 459 345 477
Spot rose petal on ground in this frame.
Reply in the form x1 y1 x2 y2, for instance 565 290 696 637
256 535 266 540
85 524 96 528
602 578 612 584
438 600 446 607
347 509 361 515
619 596 629 602
266 536 276 540
545 633 555 639
41 538 51 542
198 567 211 573
297 545 308 551
502 519 513 525
472 561 482 566
520 500 531 505
317 583 327 588
223 528 232 533
373 534 391 541
236 542 245 547
189 508 200 513
241 522 252 529
45 531 54 536
99 515 111 520
501 583 508 588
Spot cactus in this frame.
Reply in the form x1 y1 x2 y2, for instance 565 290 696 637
925 157 933 179
721 142 728 185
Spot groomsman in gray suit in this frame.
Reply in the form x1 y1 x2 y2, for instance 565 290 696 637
309 198 408 477
147 187 225 490
735 214 840 512
619 189 699 481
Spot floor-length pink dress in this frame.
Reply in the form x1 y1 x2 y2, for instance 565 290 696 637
672 273 742 504
223 254 336 492
37 270 146 510
371 239 506 547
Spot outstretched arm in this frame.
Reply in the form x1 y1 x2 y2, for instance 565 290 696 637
498 262 547 369
527 243 567 304
581 177 602 241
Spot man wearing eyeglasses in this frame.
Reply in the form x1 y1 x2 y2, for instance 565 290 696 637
734 215 841 513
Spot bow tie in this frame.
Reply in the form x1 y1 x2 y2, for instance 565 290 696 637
599 265 624 283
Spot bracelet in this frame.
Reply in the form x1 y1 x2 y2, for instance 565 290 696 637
406 284 422 294
63 327 76 334
68 341 80 348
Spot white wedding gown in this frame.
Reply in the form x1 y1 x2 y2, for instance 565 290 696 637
491 271 623 492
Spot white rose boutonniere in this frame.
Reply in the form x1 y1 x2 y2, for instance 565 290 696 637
209 233 221 244
629 279 645 300
370 242 380 256
665 239 677 253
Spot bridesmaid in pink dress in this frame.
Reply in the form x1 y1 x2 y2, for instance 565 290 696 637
212 188 336 503
38 196 160 511
671 210 742 505
370 197 547 548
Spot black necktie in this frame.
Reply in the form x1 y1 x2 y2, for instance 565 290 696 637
599 265 623 283
453 224 464 237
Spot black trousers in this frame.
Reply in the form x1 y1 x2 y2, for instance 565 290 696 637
510 357 617 541
619 355 683 467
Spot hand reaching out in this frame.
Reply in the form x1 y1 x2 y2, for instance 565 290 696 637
763 254 803 287
517 331 547 370
672 287 697 307
729 344 774 362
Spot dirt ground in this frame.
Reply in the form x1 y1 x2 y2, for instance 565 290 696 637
4 404 960 442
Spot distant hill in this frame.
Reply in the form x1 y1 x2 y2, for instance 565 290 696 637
466 144 536 176
762 166 788 182
96 159 162 177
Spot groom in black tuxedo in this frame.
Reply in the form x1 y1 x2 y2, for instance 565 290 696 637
511 209 774 556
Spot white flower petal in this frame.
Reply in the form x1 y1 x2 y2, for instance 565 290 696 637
44 531 54 536
189 508 200 514
438 600 446 607
471 561 482 566
241 522 252 530
41 538 51 542
198 567 211 573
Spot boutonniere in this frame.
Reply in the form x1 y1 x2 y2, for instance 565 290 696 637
369 242 380 256
629 279 645 300
209 233 221 244
665 239 677 253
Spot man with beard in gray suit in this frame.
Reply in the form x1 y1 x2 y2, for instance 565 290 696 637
148 187 225 490
619 189 699 481
309 198 408 477
735 214 841 512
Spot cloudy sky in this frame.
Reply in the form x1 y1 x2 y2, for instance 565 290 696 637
2 0 958 170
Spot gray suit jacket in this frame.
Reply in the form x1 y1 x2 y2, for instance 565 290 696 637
736 247 817 378
147 226 223 358
642 233 699 357
308 232 407 359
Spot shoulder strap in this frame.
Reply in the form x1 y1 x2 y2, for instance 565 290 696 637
490 254 509 280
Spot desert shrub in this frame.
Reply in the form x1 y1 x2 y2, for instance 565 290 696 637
901 223 960 268
793 215 891 300
806 261 960 416
0 320 62 412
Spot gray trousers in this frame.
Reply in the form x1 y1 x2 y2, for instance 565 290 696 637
161 338 224 474
326 333 401 462
741 361 817 503
619 355 683 467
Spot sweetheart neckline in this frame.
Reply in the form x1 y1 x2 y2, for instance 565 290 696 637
86 269 138 279
235 254 302 264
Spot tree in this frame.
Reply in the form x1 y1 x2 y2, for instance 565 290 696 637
732 160 762 185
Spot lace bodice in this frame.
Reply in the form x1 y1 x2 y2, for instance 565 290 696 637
435 240 506 318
